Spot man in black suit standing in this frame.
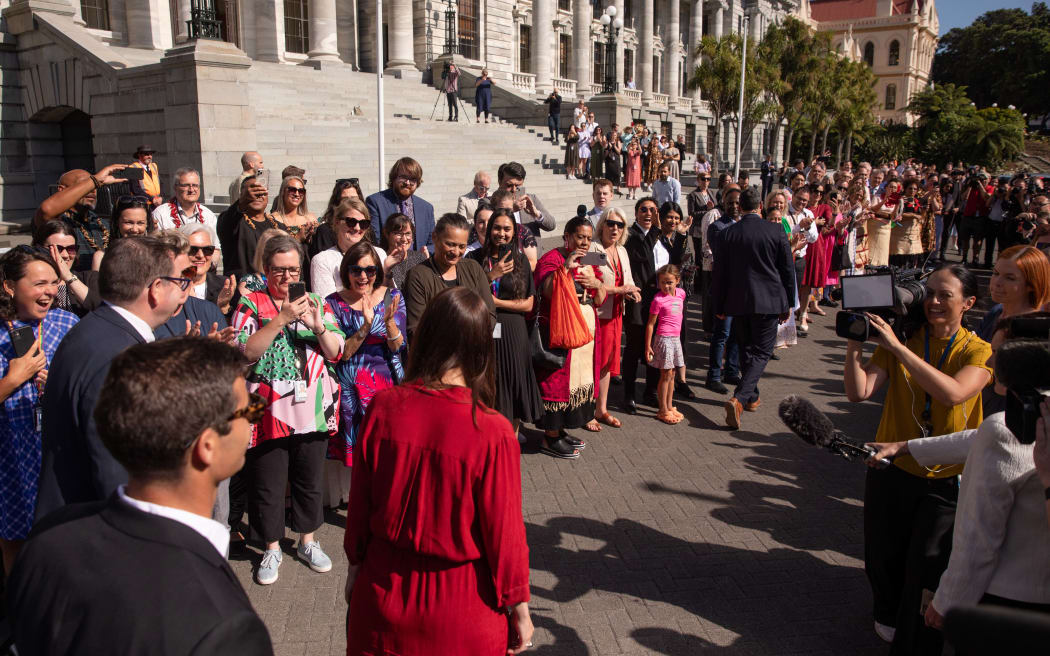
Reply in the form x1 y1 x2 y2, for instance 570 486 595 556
621 197 660 413
9 337 273 654
35 236 192 519
710 186 794 429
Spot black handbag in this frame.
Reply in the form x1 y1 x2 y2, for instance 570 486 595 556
830 236 852 272
530 314 567 370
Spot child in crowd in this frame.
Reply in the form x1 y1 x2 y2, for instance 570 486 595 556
645 264 686 425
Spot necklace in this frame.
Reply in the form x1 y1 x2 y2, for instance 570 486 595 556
68 210 109 251
243 212 280 231
169 199 202 228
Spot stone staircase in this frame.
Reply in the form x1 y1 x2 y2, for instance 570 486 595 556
240 62 637 231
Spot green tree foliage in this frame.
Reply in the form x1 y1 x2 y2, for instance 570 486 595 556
905 84 1025 168
932 4 1050 126
853 123 915 164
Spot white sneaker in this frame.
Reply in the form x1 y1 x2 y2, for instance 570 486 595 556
256 548 282 585
874 621 896 643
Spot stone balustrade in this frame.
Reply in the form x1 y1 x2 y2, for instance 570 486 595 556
553 77 577 97
651 92 669 108
621 88 642 105
512 71 536 94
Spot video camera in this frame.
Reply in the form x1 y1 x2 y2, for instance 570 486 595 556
835 266 929 342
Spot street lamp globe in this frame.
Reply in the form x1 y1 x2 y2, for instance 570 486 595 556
606 5 617 17
614 17 624 29
600 13 611 25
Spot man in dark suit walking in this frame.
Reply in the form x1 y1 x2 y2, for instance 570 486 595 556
9 337 273 655
35 236 191 519
710 186 794 429
621 197 660 413
366 157 436 252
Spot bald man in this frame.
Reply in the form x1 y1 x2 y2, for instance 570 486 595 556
34 164 128 271
229 151 264 204
455 171 491 221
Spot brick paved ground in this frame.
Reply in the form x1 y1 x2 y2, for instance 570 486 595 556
230 300 892 656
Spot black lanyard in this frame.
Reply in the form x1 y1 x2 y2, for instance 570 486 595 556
921 327 958 425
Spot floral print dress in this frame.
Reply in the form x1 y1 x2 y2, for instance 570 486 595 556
326 289 407 466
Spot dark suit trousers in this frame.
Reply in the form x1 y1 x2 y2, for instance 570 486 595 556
446 92 458 119
622 322 658 402
731 314 779 405
246 433 327 543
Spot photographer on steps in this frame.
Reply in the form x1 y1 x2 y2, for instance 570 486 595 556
843 263 992 654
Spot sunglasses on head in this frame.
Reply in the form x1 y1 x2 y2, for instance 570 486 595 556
188 245 216 257
336 178 360 187
224 392 268 429
349 265 378 277
339 217 371 230
116 195 150 208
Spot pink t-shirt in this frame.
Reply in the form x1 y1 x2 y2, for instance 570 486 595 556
649 287 685 337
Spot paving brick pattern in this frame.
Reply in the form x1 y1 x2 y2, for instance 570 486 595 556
230 301 891 656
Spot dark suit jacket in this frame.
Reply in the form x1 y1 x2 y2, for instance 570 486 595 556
155 296 229 338
366 188 436 253
710 213 794 317
36 304 146 519
9 494 274 656
623 222 657 326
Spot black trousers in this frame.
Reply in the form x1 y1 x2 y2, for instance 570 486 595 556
622 322 658 403
938 211 958 258
446 92 458 119
730 313 779 405
982 220 1006 267
698 266 713 332
246 432 328 544
864 465 958 656
547 114 560 141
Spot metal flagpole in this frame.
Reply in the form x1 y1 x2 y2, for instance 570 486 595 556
377 0 385 191
733 16 748 181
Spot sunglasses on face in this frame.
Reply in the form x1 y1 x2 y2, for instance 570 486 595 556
286 187 305 195
606 220 626 229
189 245 216 257
349 265 378 277
228 392 269 424
48 244 78 255
339 218 371 230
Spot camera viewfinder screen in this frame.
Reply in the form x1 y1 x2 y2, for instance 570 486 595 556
841 273 895 310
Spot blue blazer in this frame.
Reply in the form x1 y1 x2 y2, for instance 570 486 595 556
36 304 147 520
366 188 435 253
155 296 228 338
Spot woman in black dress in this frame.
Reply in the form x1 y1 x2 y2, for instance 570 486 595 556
467 208 544 432
604 135 622 194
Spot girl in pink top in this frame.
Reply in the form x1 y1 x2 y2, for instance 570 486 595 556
645 265 686 425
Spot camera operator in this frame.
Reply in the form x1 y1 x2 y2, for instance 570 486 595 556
1035 397 1050 529
843 263 993 652
865 342 1050 638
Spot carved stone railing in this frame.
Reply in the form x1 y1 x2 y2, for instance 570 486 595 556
511 71 535 94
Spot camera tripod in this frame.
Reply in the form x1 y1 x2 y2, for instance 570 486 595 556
429 87 473 123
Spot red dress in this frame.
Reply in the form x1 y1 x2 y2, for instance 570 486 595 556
625 149 642 188
802 203 832 287
344 383 530 656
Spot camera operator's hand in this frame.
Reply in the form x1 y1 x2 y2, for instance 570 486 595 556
1034 397 1050 489
864 441 908 467
864 312 903 351
924 603 944 631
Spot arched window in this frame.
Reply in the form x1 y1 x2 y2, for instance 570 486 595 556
885 84 896 110
863 42 874 67
888 40 900 66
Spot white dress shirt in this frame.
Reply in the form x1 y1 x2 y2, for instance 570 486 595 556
118 485 230 557
653 238 670 271
105 302 156 343
785 205 819 258
153 202 218 234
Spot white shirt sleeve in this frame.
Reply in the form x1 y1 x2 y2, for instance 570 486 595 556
907 429 977 468
310 250 340 300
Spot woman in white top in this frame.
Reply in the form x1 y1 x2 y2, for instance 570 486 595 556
866 341 1050 629
310 197 387 299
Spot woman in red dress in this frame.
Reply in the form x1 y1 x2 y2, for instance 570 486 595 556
343 287 533 656
624 140 642 199
800 182 831 317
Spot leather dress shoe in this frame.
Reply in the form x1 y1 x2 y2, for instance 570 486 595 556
622 398 638 415
744 398 761 412
675 382 697 399
770 351 781 361
723 374 742 386
705 379 729 394
642 392 659 407
724 398 743 429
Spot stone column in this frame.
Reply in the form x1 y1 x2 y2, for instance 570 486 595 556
662 0 679 97
572 0 591 95
711 1 724 39
385 0 416 75
307 0 340 63
255 0 283 62
639 0 653 101
125 0 173 49
613 0 624 90
533 0 554 93
748 9 760 41
688 0 702 100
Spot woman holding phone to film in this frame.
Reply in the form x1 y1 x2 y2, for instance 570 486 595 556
0 246 79 577
232 234 345 586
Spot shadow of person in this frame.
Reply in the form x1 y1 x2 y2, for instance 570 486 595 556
631 626 713 654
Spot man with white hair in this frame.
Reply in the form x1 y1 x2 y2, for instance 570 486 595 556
154 168 218 232
228 151 264 203
455 171 491 221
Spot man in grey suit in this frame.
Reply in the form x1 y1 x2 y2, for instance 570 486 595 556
497 161 556 239
455 171 491 221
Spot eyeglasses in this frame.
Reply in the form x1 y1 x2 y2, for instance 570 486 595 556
336 178 360 187
158 276 191 291
837 185 848 191
189 245 216 257
176 183 201 190
286 187 306 195
349 265 378 277
338 217 371 230
606 220 626 229
48 244 78 255
228 393 269 424
268 266 301 277
699 177 711 181
395 176 419 186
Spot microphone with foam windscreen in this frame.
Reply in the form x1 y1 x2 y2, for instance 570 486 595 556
576 204 588 220
778 395 892 466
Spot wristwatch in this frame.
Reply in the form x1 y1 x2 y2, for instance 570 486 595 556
64 274 79 285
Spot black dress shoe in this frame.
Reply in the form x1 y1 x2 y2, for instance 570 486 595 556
611 375 623 386
770 351 781 360
723 374 742 386
818 298 838 308
675 383 697 399
642 392 659 407
623 399 638 415
705 379 729 394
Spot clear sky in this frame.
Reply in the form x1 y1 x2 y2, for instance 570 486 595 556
936 1 1032 35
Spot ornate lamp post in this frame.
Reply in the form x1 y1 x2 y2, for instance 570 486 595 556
598 5 623 94
443 0 458 55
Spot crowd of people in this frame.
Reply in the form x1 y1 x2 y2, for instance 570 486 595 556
2 137 1050 656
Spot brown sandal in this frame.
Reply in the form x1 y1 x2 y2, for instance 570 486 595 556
595 412 622 428
584 419 603 432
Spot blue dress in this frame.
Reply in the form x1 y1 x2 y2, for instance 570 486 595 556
325 290 407 466
0 308 79 539
474 78 492 113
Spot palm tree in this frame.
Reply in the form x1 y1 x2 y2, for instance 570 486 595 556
688 34 743 173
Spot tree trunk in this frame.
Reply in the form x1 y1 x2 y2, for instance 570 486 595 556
820 123 831 156
808 129 817 163
835 136 844 167
846 132 853 162
711 116 721 174
769 117 783 166
784 124 795 165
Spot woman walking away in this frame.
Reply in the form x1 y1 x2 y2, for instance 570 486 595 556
645 264 686 425
344 286 533 656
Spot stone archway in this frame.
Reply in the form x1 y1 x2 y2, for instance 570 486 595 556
26 106 98 210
